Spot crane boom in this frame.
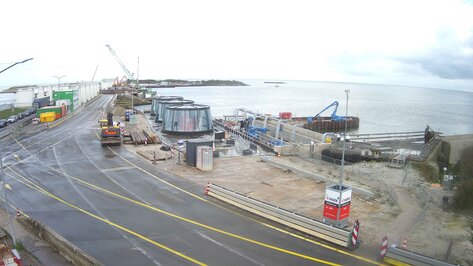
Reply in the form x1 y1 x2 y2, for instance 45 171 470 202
314 101 346 121
105 44 134 80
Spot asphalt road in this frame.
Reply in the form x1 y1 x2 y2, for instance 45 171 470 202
1 95 378 265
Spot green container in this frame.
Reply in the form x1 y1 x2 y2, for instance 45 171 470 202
53 90 79 111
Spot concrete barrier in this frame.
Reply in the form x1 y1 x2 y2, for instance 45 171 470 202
207 183 357 248
17 216 102 266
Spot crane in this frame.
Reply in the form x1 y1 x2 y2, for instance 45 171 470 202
313 101 346 121
105 44 135 81
106 44 138 115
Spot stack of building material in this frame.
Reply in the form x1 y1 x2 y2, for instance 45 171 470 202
142 130 160 144
130 130 148 145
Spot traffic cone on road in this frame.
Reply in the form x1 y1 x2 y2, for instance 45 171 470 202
204 183 210 195
401 238 408 250
16 208 21 218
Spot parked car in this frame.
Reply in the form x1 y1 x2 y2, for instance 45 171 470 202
7 115 17 123
17 113 24 119
22 110 30 117
0 119 7 128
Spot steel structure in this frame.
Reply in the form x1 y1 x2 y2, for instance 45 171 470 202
105 44 134 80
314 101 346 121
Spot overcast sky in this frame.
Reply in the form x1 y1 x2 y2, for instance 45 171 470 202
1 0 472 91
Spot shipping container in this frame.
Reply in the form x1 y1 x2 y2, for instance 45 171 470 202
185 140 213 166
36 106 65 119
279 112 292 119
196 146 213 171
40 112 55 122
53 90 79 111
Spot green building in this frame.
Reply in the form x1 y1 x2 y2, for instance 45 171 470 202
53 90 79 112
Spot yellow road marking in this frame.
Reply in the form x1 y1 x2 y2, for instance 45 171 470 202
108 147 383 265
11 133 371 265
7 170 206 266
382 257 410 266
261 223 386 266
105 145 208 202
7 163 340 265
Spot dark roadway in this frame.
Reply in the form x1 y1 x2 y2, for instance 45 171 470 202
0 95 378 265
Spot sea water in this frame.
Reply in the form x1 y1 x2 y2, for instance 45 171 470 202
151 80 473 135
2 81 472 134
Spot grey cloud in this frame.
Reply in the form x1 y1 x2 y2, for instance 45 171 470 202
398 33 473 80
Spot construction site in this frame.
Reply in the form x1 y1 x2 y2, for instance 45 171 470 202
99 88 473 266
2 44 471 266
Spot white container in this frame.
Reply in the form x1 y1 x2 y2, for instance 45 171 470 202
196 146 213 171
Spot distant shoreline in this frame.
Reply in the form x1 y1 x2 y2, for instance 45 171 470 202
139 79 248 88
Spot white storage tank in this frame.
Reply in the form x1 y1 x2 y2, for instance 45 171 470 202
162 104 213 135
196 146 213 171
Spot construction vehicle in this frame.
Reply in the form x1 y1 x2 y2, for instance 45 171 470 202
99 112 122 146
312 101 346 122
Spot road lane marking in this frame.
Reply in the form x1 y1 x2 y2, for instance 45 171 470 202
197 232 265 266
260 223 385 266
7 166 341 265
101 166 137 172
106 145 209 202
8 112 375 265
7 171 207 266
5 184 12 190
108 147 384 265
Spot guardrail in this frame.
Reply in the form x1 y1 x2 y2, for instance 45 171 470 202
206 183 358 248
384 245 457 266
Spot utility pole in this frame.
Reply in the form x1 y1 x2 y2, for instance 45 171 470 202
0 151 17 247
53 75 66 102
335 89 350 224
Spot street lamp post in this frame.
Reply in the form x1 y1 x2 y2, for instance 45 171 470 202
335 89 350 225
0 58 34 74
53 75 66 102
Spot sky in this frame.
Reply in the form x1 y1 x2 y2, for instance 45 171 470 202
1 0 472 92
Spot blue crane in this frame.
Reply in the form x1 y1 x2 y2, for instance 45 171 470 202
312 101 346 121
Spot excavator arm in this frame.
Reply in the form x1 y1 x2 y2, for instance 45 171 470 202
313 101 346 121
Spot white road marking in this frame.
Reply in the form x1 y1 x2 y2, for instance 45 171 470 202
198 232 265 266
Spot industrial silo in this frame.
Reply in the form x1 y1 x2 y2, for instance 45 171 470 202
162 104 213 135
156 99 194 123
151 96 183 116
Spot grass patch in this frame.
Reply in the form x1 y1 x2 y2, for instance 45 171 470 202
15 242 25 251
0 108 28 119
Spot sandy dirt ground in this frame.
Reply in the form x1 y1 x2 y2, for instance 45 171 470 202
121 111 473 265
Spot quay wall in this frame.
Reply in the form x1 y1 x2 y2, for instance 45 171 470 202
443 134 473 164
